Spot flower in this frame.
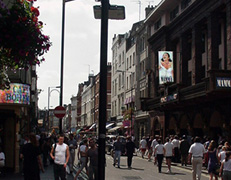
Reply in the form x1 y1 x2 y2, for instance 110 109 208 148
0 0 52 69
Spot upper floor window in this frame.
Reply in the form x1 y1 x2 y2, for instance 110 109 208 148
181 0 191 10
154 18 161 30
133 52 136 65
140 37 145 51
170 6 179 21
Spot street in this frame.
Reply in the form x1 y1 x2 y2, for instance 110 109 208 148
4 154 212 180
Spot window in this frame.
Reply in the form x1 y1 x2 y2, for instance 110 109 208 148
181 0 191 10
119 54 121 66
201 32 206 53
126 58 129 70
140 37 145 51
170 6 179 21
218 22 222 45
154 18 161 30
133 52 136 65
130 55 132 68
122 51 125 63
187 72 192 86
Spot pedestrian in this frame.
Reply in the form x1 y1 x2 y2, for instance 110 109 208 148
219 151 231 180
87 138 98 180
207 140 219 180
0 146 5 177
140 136 147 158
21 133 44 180
125 136 136 169
147 136 154 162
172 135 180 163
113 136 122 168
188 136 206 180
42 137 50 167
50 134 70 180
180 135 190 166
74 139 88 179
218 146 227 165
151 135 159 164
68 133 77 174
154 139 165 173
164 137 173 173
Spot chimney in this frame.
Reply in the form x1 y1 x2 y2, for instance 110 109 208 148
145 5 154 18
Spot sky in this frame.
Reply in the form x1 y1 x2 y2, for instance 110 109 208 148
35 0 161 110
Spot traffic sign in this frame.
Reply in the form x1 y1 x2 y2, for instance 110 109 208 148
54 106 66 118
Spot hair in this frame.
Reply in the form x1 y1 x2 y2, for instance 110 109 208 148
194 136 201 143
165 137 169 142
157 139 162 144
58 134 65 139
208 140 216 151
225 151 231 162
29 133 39 147
83 139 88 144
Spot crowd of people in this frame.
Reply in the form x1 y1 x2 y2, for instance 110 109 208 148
139 134 231 180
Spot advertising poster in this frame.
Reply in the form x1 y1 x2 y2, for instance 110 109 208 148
0 83 30 105
158 51 174 84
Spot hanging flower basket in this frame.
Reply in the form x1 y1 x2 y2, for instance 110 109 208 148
0 0 52 69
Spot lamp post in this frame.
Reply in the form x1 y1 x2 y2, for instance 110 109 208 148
48 86 60 131
94 1 125 179
116 70 133 135
60 0 76 134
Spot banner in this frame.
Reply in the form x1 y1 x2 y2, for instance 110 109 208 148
0 83 30 105
158 51 174 84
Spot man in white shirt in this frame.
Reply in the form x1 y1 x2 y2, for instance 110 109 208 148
50 134 70 180
151 135 159 164
164 137 174 173
139 136 147 158
188 136 205 180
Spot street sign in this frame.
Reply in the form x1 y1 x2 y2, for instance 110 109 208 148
54 106 66 118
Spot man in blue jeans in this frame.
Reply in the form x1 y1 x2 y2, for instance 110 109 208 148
113 136 122 168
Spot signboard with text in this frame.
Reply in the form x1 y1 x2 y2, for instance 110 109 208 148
0 83 30 105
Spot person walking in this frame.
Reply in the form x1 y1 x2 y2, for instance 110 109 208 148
172 135 180 163
164 137 173 173
50 134 70 180
180 135 190 166
219 151 231 180
125 136 136 169
113 136 122 168
154 139 165 173
140 136 147 158
87 138 98 180
68 133 77 174
188 136 206 180
151 135 159 165
147 136 154 162
0 146 5 177
74 139 88 179
21 133 44 180
207 140 219 180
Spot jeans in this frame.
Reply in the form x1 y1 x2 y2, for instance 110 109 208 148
89 165 98 180
68 152 75 172
53 163 66 180
157 154 164 172
114 150 121 166
127 154 133 167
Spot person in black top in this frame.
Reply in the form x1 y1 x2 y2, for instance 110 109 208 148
125 136 136 169
20 133 44 180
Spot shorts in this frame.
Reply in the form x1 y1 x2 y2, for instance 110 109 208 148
141 148 146 153
166 156 172 160
79 157 87 171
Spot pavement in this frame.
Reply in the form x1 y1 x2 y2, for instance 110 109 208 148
2 152 208 179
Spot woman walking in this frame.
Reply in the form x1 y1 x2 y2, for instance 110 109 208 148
207 140 218 180
219 151 231 180
154 139 165 173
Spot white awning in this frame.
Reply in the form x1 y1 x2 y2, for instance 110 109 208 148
108 126 122 133
89 123 96 130
106 123 115 129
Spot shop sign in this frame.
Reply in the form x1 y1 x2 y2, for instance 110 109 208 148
216 77 231 88
0 83 30 105
160 93 178 103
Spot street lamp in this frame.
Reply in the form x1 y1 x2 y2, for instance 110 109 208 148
48 86 60 131
94 1 125 179
60 0 76 134
116 70 134 135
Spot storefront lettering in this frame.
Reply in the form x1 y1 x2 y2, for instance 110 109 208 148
161 93 178 103
216 77 231 88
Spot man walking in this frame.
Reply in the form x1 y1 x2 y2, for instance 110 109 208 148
180 135 190 166
50 134 70 180
87 138 98 180
140 136 147 158
68 133 77 174
164 137 174 173
188 136 205 180
113 136 122 168
125 136 136 169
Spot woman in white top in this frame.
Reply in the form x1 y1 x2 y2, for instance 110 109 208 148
154 139 165 173
219 151 231 180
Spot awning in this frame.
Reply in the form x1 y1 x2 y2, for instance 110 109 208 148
89 123 96 130
108 126 122 133
106 123 115 129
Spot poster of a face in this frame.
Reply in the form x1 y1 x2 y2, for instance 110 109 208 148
158 51 174 84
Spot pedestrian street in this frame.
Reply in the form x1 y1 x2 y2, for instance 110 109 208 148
105 154 210 180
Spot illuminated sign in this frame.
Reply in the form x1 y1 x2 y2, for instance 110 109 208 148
0 83 30 105
160 93 178 103
158 51 174 84
216 77 231 88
